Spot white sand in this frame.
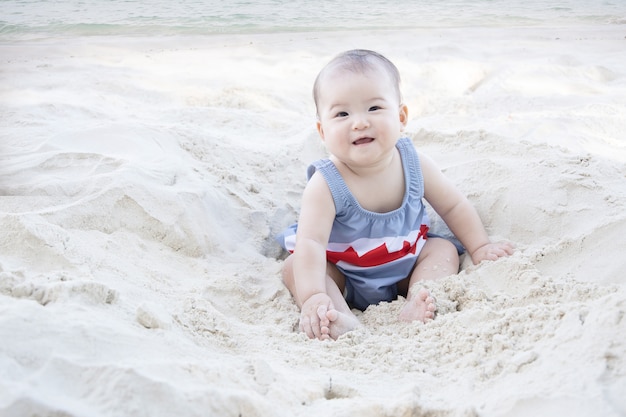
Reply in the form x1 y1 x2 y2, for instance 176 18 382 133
1 26 625 417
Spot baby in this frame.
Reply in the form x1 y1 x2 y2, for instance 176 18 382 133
277 49 514 341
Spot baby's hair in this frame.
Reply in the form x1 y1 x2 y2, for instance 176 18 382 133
313 49 402 113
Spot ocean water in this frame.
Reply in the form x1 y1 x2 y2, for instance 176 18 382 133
1 0 624 39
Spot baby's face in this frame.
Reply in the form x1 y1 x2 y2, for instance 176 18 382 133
315 63 407 167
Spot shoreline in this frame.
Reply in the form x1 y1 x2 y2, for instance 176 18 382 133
1 22 625 43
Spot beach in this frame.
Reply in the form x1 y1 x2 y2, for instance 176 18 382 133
1 10 626 417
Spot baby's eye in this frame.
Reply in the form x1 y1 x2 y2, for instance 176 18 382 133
335 111 349 117
369 106 381 111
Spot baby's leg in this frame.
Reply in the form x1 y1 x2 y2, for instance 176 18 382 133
399 238 459 322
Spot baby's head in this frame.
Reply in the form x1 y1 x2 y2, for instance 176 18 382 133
313 49 402 116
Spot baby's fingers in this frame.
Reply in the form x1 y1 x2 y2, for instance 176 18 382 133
488 242 515 259
499 241 516 255
472 242 515 264
299 315 313 339
300 313 322 340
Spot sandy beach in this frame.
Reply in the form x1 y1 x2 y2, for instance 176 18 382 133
1 24 625 416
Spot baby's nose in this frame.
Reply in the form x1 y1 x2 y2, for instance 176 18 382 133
352 114 370 129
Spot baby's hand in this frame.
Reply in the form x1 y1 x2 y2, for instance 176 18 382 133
299 293 333 340
470 241 515 265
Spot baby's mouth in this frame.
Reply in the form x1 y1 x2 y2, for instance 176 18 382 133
353 137 374 145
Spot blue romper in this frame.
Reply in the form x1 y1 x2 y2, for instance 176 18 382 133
278 137 433 311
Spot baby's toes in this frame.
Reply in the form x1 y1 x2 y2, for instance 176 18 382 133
317 305 330 327
416 287 430 300
326 308 339 323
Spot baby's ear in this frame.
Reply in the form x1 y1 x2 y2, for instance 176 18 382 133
316 120 325 140
399 104 409 128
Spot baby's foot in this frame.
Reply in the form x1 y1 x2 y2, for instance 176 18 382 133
325 308 361 340
399 287 437 323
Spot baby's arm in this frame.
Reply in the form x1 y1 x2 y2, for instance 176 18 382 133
419 152 514 264
292 172 337 339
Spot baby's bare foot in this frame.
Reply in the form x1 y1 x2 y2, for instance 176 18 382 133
325 308 361 340
399 287 437 323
